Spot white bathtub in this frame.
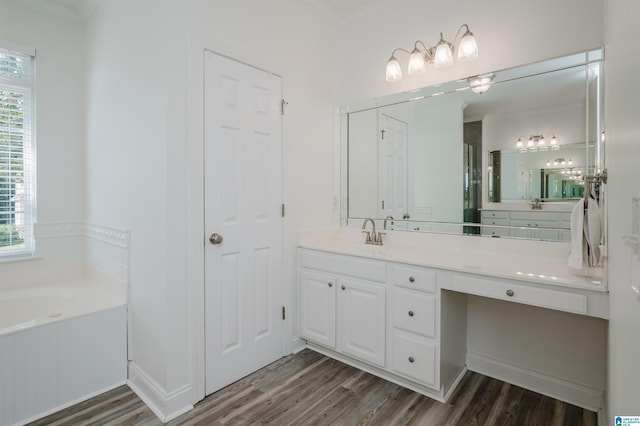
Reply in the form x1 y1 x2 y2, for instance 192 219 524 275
0 280 128 426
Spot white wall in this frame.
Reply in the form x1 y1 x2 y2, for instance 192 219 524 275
0 1 86 285
340 0 604 103
84 0 171 391
84 0 340 407
411 101 463 222
604 0 640 416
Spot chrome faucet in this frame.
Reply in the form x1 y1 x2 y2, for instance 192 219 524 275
531 198 543 210
384 215 394 230
362 218 385 245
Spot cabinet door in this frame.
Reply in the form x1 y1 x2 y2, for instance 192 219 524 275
338 278 386 367
300 270 336 348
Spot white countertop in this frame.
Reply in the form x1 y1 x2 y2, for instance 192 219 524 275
298 227 605 292
481 202 576 212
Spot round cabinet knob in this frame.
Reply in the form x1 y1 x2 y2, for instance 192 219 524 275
408 310 414 317
408 356 415 363
328 282 333 288
506 289 515 297
408 276 415 283
341 285 346 290
209 233 224 245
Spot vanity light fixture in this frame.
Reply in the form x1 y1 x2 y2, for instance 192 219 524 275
385 24 479 82
515 133 559 152
468 73 494 94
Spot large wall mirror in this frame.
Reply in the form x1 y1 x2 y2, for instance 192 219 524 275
340 49 604 241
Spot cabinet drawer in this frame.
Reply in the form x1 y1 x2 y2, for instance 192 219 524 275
391 332 437 387
510 211 559 222
448 274 587 315
481 218 509 226
300 249 386 283
392 265 436 293
510 219 556 229
481 210 509 219
392 289 435 338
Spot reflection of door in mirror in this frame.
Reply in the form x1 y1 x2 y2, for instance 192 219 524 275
379 113 408 229
463 121 482 234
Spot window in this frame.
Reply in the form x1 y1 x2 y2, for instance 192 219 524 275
0 46 34 257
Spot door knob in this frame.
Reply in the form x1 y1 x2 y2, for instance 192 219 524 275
209 233 224 245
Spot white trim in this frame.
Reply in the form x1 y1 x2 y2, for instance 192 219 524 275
32 222 129 248
466 350 604 412
0 40 36 57
127 362 193 423
85 223 130 248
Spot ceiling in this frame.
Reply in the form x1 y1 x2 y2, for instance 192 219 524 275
318 0 377 15
20 0 377 20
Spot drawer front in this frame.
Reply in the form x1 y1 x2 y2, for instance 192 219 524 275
481 210 509 219
300 249 387 283
393 289 436 338
510 218 556 229
447 274 588 315
509 211 559 222
481 218 509 226
392 265 436 293
391 332 437 388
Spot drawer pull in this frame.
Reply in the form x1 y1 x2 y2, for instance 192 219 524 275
341 285 346 290
328 282 333 287
408 310 414 317
408 276 415 283
408 356 415 363
506 289 514 297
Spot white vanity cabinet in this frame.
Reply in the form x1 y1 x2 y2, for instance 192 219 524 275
298 248 467 402
481 210 572 241
299 249 387 368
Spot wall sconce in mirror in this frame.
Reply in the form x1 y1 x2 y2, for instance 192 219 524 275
385 24 479 82
546 158 573 167
468 73 494 94
516 133 559 152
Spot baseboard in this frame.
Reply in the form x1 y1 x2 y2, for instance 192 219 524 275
466 350 603 412
291 336 308 354
127 362 193 423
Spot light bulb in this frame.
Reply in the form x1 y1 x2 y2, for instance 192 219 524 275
458 29 479 61
385 56 402 82
434 34 453 67
408 48 426 75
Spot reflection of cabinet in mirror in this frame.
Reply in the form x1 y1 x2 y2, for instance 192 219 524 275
481 209 572 241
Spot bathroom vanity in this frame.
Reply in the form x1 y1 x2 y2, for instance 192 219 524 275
297 228 607 409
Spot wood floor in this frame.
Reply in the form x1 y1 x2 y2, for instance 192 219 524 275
29 349 597 426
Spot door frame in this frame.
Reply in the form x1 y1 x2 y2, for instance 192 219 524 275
187 32 288 404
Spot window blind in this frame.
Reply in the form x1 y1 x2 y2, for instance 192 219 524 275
0 47 34 257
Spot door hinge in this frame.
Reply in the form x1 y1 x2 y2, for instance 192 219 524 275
281 99 288 115
282 203 285 218
282 306 286 320
381 129 386 140
382 200 385 209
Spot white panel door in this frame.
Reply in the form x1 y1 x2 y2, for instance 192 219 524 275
378 113 408 225
204 50 283 395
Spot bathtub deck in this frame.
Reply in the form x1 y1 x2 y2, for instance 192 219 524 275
28 349 597 426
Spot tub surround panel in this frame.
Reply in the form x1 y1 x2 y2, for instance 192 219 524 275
0 306 127 426
0 222 130 291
